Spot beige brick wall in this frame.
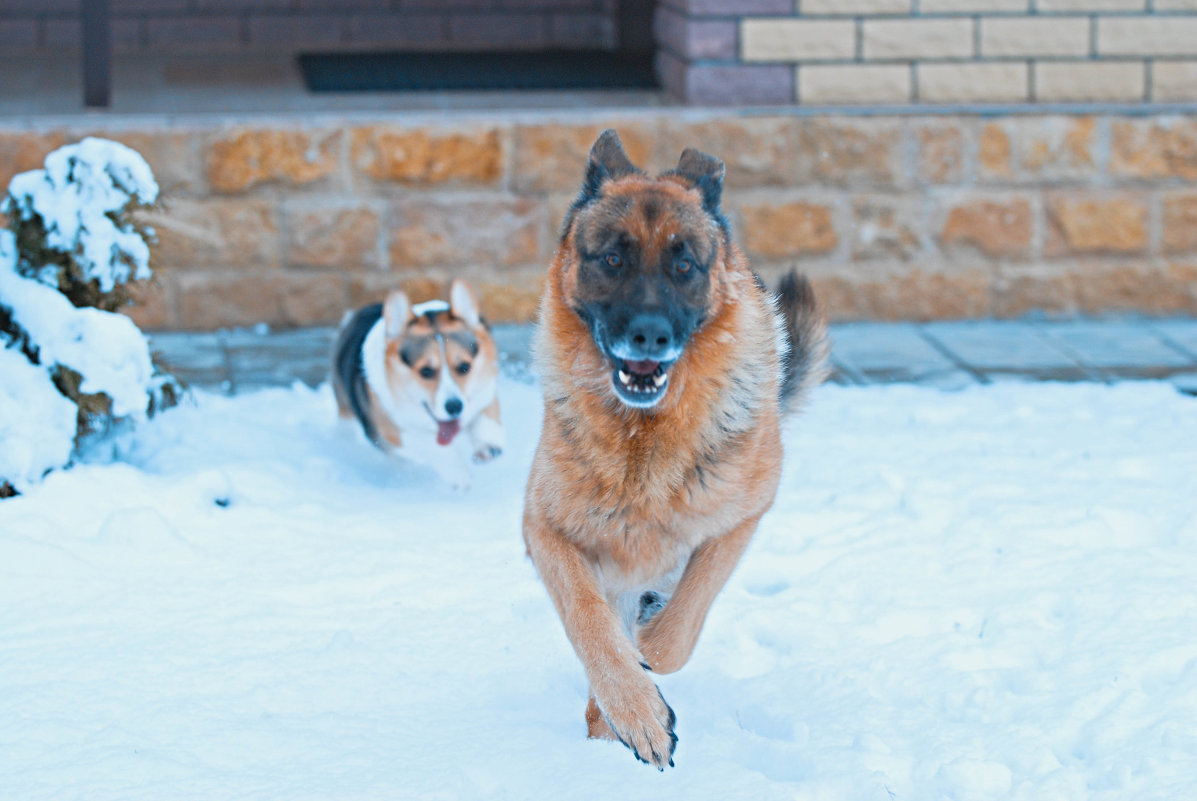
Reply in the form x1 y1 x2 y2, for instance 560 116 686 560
919 63 1029 104
1098 16 1197 56
1037 0 1143 10
980 17 1090 58
800 65 911 105
919 0 1027 11
802 0 912 14
6 111 1196 330
1153 61 1197 101
729 4 1197 106
862 18 975 61
1035 62 1145 102
741 19 856 62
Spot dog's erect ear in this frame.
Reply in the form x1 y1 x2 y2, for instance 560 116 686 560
449 278 481 329
383 290 413 341
674 147 726 215
579 129 641 204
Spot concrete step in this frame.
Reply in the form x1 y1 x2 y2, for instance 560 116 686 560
148 319 1197 396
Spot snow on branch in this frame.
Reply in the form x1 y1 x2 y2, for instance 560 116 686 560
3 136 159 310
1 138 179 497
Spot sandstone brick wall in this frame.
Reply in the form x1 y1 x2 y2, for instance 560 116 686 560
3 111 1197 330
658 0 1197 105
0 0 617 54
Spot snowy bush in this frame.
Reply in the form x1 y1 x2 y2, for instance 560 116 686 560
5 136 158 310
1 138 182 497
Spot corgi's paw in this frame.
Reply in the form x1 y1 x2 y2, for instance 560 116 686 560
473 445 503 463
468 416 504 464
595 669 677 770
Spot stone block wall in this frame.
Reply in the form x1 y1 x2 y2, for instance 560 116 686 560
3 110 1197 330
657 0 1197 105
0 0 617 54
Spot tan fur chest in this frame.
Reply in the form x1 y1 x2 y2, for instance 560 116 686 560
530 396 782 588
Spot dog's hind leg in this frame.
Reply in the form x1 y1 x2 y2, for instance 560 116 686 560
585 695 616 740
636 512 764 675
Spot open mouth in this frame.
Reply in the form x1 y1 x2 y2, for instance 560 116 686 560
424 403 462 446
436 419 461 446
611 358 672 408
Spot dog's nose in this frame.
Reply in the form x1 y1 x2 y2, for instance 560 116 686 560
444 398 463 418
625 313 674 359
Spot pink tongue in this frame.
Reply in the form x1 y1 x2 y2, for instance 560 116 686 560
436 419 461 446
625 359 660 376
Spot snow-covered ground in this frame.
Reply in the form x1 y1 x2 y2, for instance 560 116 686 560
2 377 1195 800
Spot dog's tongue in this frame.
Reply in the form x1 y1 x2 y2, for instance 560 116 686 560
625 359 660 376
436 419 461 446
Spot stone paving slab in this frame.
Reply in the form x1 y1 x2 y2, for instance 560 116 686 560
147 320 1197 396
920 320 1099 382
1172 372 1197 396
829 323 966 386
224 327 334 392
1034 321 1195 369
148 331 233 391
1149 319 1197 361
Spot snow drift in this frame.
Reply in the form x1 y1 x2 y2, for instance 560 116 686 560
1 377 1194 799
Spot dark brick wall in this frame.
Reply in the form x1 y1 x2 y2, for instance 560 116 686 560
0 0 617 53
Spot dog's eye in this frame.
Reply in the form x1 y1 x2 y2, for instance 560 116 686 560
418 366 436 379
456 362 471 375
676 258 694 274
604 252 622 269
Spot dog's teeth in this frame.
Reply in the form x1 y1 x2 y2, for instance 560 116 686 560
618 370 631 385
652 372 667 387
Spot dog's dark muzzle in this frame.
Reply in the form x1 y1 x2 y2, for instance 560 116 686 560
576 304 696 410
622 313 677 362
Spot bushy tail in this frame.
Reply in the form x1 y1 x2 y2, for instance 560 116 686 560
775 270 829 414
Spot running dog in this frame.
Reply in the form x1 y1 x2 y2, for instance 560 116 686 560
522 130 828 769
332 279 504 488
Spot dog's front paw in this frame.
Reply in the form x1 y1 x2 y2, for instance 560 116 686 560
472 445 502 463
468 415 504 464
596 671 677 770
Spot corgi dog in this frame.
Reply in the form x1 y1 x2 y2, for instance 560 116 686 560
331 279 504 488
522 131 828 769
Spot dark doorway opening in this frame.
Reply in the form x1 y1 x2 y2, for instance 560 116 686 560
298 1 657 94
298 49 656 93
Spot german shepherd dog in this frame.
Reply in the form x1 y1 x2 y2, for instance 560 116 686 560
332 279 503 489
522 131 828 769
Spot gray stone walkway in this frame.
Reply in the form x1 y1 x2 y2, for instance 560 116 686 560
148 319 1197 397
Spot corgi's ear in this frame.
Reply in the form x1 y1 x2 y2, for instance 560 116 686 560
383 290 413 341
449 279 481 328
